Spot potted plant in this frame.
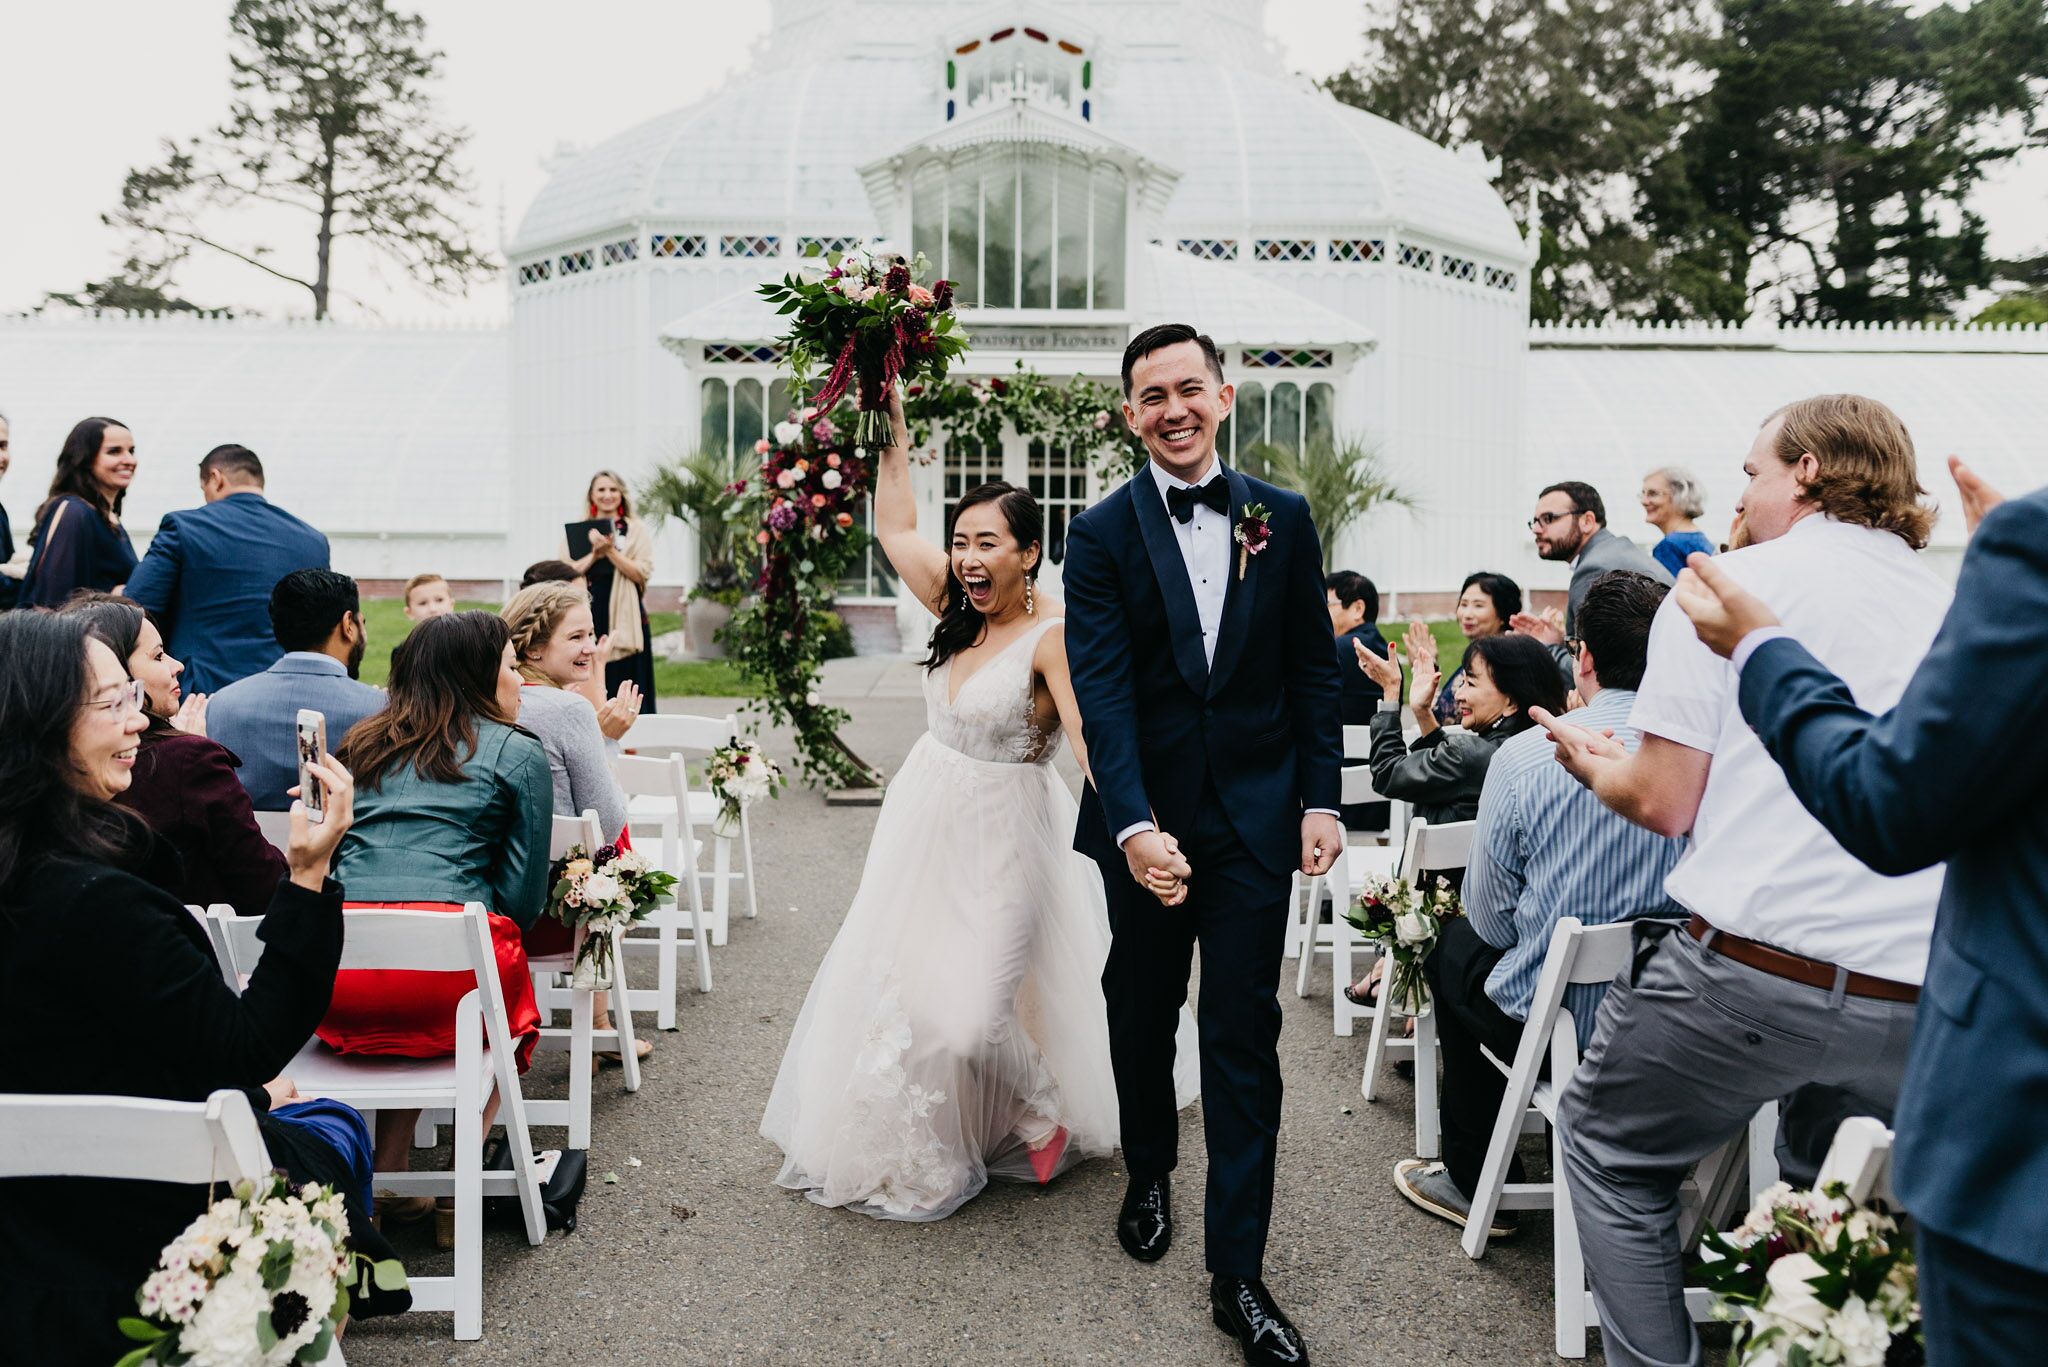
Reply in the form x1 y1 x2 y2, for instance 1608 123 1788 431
1261 435 1416 570
641 450 747 658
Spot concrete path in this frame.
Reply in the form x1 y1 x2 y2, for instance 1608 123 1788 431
341 685 1628 1366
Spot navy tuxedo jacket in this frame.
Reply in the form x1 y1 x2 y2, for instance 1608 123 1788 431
125 492 330 697
1738 488 2048 1272
1063 465 1343 879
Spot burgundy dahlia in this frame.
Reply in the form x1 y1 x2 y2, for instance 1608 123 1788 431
884 262 911 296
932 279 954 312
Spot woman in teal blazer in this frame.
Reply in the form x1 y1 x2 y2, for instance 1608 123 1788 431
325 611 554 1183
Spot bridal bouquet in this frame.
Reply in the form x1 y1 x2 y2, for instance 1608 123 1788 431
759 244 968 452
117 1172 405 1367
705 737 784 837
546 843 678 987
1343 874 1462 1015
1696 1180 1919 1366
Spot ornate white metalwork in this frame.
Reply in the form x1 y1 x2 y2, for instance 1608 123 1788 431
1254 239 1317 263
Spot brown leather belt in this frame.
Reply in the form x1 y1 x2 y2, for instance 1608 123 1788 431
1685 915 1920 1004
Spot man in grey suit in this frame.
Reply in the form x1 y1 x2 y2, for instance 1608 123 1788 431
1528 480 1672 633
207 568 385 810
1673 458 2046 1366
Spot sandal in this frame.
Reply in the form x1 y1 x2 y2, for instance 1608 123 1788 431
1342 981 1380 1007
597 1037 654 1067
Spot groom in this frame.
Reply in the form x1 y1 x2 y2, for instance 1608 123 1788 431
1065 323 1343 1366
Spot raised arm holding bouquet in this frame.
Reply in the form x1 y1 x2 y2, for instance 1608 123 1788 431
760 246 968 453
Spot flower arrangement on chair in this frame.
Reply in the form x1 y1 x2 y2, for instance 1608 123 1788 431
705 737 785 837
1696 1180 1920 1366
1343 874 1463 1016
545 844 678 988
117 1173 406 1366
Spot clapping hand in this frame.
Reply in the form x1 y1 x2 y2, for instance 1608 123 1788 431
1529 706 1628 791
1673 553 1779 659
1950 456 2005 536
170 692 209 737
587 527 615 555
1401 620 1440 717
1509 607 1567 646
596 679 643 740
1354 635 1403 698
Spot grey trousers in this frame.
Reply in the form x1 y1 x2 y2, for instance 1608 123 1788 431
1555 924 1918 1367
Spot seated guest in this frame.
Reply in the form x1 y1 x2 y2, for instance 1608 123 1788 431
1390 572 1684 1236
209 569 385 810
123 443 330 696
501 581 650 1064
1356 623 1566 828
325 611 554 1187
0 611 404 1364
1640 465 1715 576
520 558 587 591
1433 572 1520 726
1326 569 1389 834
59 594 286 915
402 571 455 621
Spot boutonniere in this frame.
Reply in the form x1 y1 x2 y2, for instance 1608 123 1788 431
1233 503 1272 580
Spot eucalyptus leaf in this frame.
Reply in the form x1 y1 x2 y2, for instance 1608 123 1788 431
117 1318 167 1343
372 1257 410 1291
256 1310 279 1353
112 1348 155 1367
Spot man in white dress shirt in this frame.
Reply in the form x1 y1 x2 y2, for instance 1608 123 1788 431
1535 394 1950 1367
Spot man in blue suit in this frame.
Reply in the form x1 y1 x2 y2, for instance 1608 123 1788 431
1064 323 1342 1366
1672 458 2045 1365
126 444 330 697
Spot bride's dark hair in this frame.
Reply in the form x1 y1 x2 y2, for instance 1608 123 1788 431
922 482 1043 672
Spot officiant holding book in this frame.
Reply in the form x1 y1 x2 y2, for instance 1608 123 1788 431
563 470 656 702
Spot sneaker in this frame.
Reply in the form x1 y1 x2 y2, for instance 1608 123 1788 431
1392 1158 1517 1239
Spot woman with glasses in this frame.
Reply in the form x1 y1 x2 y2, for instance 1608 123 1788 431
0 611 408 1364
1639 466 1715 575
58 594 286 916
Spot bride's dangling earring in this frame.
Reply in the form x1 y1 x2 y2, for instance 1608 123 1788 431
1025 577 1035 616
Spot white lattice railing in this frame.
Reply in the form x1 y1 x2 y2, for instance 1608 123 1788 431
1529 319 2048 352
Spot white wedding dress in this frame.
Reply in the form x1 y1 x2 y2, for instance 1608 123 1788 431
761 615 1197 1221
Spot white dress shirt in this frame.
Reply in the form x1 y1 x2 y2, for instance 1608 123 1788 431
1628 514 1951 982
1114 459 1336 849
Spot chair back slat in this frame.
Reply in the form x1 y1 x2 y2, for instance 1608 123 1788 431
253 809 292 854
621 712 735 756
1397 817 1476 881
1815 1116 1897 1206
0 1089 270 1184
1341 724 1373 760
549 810 605 860
217 904 495 977
1338 764 1387 805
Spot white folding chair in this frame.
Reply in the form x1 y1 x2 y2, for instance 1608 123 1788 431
1360 817 1477 1160
1814 1116 1896 1205
188 903 241 987
215 905 545 1341
520 810 641 1149
253 809 292 855
0 1089 351 1362
1292 763 1408 1037
1288 727 1397 959
612 753 714 1025
1454 917 1780 1357
620 711 758 936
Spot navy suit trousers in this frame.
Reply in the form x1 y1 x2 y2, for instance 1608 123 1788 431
1100 781 1290 1279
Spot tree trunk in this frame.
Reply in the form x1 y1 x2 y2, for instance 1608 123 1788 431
313 131 337 320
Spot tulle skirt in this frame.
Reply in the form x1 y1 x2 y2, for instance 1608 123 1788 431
761 734 1196 1222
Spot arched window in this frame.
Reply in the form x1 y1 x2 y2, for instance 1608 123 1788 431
1269 383 1302 458
948 25 1090 121
911 147 1126 310
1305 382 1335 452
733 378 765 457
700 378 729 460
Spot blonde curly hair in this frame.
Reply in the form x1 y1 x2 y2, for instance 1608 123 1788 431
500 581 593 685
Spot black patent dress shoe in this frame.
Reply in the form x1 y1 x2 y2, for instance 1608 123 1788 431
1116 1175 1171 1262
1210 1275 1309 1366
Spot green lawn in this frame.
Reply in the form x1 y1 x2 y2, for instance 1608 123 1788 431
355 599 755 697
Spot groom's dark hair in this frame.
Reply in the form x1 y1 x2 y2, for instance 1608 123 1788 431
1122 323 1226 396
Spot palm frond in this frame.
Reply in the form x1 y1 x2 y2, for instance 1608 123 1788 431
1263 436 1417 570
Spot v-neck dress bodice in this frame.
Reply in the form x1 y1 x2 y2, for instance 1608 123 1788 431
923 617 1064 766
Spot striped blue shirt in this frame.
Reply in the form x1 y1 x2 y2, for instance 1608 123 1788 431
1463 688 1686 1049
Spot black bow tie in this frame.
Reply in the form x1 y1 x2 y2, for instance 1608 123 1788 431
1166 478 1230 524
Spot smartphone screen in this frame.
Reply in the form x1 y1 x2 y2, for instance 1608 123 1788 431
296 709 328 824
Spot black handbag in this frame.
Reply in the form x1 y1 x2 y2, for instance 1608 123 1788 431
478 1139 589 1233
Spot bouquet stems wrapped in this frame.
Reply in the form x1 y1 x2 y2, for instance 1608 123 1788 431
1343 874 1463 1016
760 247 968 453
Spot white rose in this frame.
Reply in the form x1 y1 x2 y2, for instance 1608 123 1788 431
821 468 842 490
1825 1296 1894 1367
805 691 821 706
773 420 803 446
581 872 623 907
1394 910 1432 946
1762 1252 1834 1334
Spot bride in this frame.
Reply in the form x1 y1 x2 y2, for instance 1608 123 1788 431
761 392 1195 1221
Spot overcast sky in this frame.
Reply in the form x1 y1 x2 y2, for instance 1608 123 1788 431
1 0 2039 321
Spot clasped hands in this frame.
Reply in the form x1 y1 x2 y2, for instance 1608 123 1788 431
1124 812 1343 908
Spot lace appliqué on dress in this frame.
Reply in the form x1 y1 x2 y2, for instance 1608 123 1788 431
843 974 958 1217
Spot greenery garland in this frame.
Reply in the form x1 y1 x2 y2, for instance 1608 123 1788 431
722 369 1144 790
